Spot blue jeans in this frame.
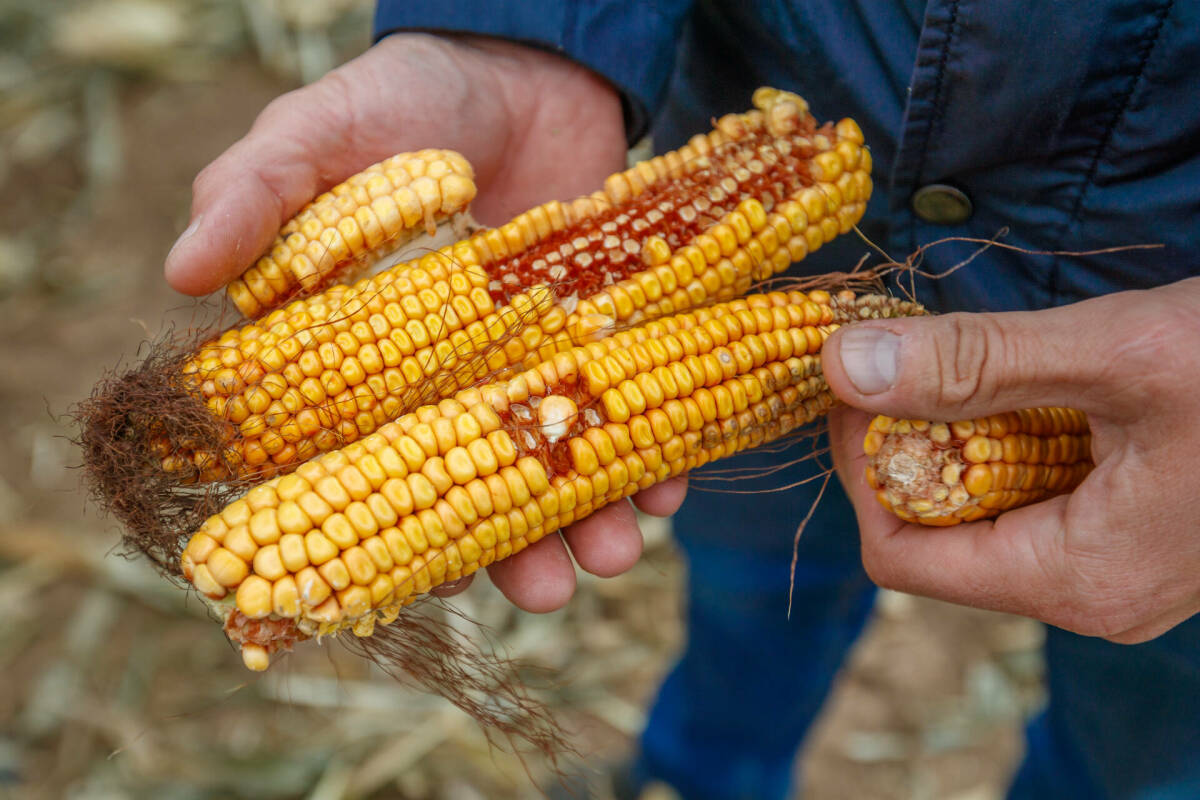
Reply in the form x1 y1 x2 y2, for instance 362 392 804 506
634 442 1200 800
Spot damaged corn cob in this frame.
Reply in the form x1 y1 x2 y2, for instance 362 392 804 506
181 289 922 671
864 409 1093 526
158 88 874 485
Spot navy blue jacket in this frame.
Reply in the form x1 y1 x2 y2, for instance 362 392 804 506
375 1 1198 313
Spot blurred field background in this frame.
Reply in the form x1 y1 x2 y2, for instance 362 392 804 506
0 2 1048 798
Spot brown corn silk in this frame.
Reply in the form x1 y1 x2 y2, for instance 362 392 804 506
179 289 924 673
865 409 1093 526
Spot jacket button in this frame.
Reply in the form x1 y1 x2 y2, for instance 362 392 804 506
911 184 973 224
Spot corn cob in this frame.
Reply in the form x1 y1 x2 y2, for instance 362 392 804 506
226 148 479 317
864 409 1093 526
158 88 873 485
179 289 920 671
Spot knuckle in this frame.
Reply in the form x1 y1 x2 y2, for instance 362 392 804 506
930 313 1004 411
1114 303 1199 397
191 160 219 195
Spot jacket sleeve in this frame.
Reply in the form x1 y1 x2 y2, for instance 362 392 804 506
373 0 695 142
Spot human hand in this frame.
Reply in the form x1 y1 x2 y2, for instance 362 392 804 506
164 33 660 611
821 277 1200 643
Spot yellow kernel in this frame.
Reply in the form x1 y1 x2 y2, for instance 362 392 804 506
963 463 994 497
191 564 226 598
338 585 372 618
421 457 454 495
629 416 656 449
279 533 308 572
222 525 258 562
601 388 631 423
240 643 270 672
314 475 352 511
304 531 339 565
272 575 300 617
252 544 287 581
345 501 381 539
516 456 550 496
246 508 280 546
321 513 359 549
361 535 395 573
342 546 378 585
445 446 478 484
295 566 331 606
963 435 993 464
207 548 250 588
236 575 273 619
407 473 438 510
569 437 600 475
183 533 219 567
318 557 352 591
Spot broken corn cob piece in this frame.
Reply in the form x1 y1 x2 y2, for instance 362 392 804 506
183 289 921 671
865 408 1093 525
227 148 478 317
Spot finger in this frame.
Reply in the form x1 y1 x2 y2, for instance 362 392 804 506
828 405 908 536
855 495 1073 622
821 293 1147 422
631 475 688 517
486 533 577 613
562 499 643 578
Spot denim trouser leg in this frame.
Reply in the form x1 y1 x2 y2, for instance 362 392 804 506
1008 617 1200 800
634 445 874 800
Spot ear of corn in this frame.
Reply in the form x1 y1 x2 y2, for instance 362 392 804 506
180 289 921 671
160 89 874 486
864 409 1093 526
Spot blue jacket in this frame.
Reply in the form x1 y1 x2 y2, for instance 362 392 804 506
376 1 1198 313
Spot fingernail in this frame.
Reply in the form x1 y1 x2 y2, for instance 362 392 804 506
838 327 900 394
167 215 202 262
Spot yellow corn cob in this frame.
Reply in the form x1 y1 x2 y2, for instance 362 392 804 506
180 289 921 671
226 148 479 317
864 408 1093 526
161 88 873 484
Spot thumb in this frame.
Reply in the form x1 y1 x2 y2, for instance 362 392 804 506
822 296 1125 420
